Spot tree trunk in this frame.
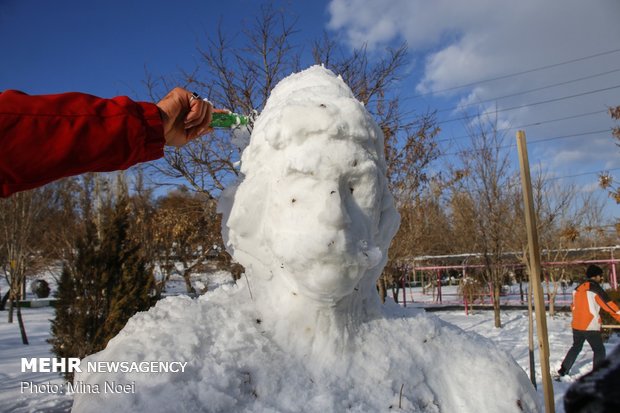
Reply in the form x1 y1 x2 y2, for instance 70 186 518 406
548 292 555 317
392 283 399 304
549 280 559 317
377 277 387 304
16 301 29 345
155 263 174 296
0 289 10 311
8 297 14 323
182 269 196 295
493 282 502 328
21 276 27 302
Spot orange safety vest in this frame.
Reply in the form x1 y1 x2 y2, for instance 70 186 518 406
571 280 620 331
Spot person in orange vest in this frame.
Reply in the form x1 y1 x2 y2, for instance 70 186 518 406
558 264 620 377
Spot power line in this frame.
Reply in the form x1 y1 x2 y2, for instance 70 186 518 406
436 110 607 144
434 68 620 114
401 47 620 101
440 153 620 182
527 129 610 145
437 129 611 158
436 84 620 126
395 80 617 128
547 168 620 181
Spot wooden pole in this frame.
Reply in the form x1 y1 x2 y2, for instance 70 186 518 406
516 131 555 413
527 283 536 389
611 250 618 289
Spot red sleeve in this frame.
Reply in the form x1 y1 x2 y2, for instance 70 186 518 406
0 90 165 197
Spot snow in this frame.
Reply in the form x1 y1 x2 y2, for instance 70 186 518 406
71 66 537 412
0 306 73 412
5 297 619 412
2 66 614 412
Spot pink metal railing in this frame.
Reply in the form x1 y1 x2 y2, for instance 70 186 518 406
395 256 619 313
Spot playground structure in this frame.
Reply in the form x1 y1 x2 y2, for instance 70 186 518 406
392 246 620 313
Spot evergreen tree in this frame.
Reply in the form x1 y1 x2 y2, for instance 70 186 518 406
50 262 78 360
49 195 156 380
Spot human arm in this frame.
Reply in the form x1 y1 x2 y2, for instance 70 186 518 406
593 285 620 323
0 88 212 197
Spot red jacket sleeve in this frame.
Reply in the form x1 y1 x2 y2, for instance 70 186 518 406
0 90 165 197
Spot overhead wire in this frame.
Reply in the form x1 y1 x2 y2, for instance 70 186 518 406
434 68 620 114
547 168 620 182
383 49 620 187
435 129 612 158
436 110 608 144
401 47 620 101
435 84 620 126
385 48 620 129
393 77 618 128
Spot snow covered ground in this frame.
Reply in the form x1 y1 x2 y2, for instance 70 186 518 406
2 65 617 412
2 283 618 412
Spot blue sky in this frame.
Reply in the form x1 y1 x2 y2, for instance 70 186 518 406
1 0 619 221
0 0 328 96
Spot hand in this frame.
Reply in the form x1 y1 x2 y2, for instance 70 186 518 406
156 87 213 147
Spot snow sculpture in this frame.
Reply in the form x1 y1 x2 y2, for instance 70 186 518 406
72 66 540 413
218 65 400 356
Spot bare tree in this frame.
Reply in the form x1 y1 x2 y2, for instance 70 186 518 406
126 169 159 273
451 112 520 328
37 179 81 264
142 5 442 303
448 188 480 254
513 170 586 316
145 4 300 198
389 186 452 263
0 188 54 344
152 190 221 295
599 105 620 207
148 5 441 201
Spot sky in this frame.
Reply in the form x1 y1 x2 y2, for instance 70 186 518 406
1 0 619 221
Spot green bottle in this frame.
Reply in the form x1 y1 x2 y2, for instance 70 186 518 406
209 112 249 129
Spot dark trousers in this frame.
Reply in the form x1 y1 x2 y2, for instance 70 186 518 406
560 329 606 374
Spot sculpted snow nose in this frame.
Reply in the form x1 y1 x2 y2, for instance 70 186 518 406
317 187 352 230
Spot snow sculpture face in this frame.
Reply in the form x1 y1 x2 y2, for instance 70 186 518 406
220 66 399 303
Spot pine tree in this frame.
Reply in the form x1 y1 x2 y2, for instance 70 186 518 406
49 263 78 361
98 196 155 343
49 221 101 378
49 195 156 381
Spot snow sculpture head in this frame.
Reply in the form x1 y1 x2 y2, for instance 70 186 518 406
220 66 399 306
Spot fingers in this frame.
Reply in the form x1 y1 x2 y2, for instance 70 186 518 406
186 101 213 141
184 96 207 129
158 87 220 146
